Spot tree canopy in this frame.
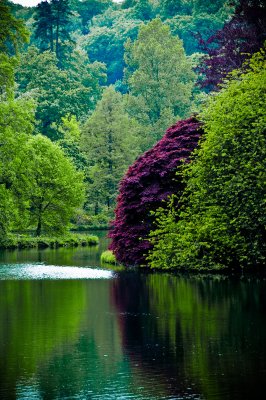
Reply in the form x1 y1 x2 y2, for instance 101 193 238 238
26 135 85 236
0 97 35 240
0 0 29 55
109 116 203 266
148 50 266 270
197 0 266 90
16 46 106 139
81 86 141 217
34 0 74 66
124 18 196 144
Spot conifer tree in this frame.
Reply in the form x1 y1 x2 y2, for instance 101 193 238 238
81 86 141 215
34 0 54 52
52 0 73 65
34 0 74 66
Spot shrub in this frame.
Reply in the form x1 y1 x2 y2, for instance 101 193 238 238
149 49 266 270
101 250 116 265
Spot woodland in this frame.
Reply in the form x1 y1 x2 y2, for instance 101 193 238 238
0 0 265 270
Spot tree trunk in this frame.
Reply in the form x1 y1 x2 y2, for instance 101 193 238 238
50 23 54 52
55 8 60 61
36 219 42 237
36 204 42 236
94 201 99 215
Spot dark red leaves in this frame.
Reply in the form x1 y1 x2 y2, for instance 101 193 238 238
197 0 265 91
109 116 203 266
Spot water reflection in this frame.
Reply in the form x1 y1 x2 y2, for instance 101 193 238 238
0 230 109 268
0 267 266 399
112 273 266 400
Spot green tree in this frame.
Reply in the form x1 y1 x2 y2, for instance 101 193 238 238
0 0 29 56
16 46 106 139
51 0 74 65
148 49 266 270
57 114 87 171
192 0 227 14
34 0 74 66
124 18 195 144
133 0 154 20
81 8 142 83
0 0 29 99
77 0 111 33
81 86 141 215
161 0 191 17
0 53 17 99
166 11 231 55
26 135 85 236
0 98 36 240
34 0 54 52
121 0 136 9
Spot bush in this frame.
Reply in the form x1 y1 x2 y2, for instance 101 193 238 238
101 250 116 265
148 49 266 270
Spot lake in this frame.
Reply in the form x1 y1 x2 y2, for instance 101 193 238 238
1 232 266 399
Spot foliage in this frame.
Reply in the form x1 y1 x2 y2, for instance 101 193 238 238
161 0 191 17
0 53 17 99
112 272 266 399
0 233 99 249
81 86 142 217
80 8 142 83
34 0 74 66
25 134 85 236
124 18 196 143
159 0 227 18
71 212 110 229
0 93 86 240
197 0 266 90
166 11 230 55
0 97 36 240
101 250 116 265
76 0 112 33
16 46 106 139
109 116 203 266
148 50 266 270
33 0 54 52
133 0 154 21
57 114 87 170
0 0 29 56
0 0 29 99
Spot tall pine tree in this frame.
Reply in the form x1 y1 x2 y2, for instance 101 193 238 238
34 0 54 52
34 0 74 67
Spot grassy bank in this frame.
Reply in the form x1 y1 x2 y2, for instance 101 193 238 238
0 233 99 250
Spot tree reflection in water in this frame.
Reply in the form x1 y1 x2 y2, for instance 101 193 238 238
1 271 266 400
112 273 266 400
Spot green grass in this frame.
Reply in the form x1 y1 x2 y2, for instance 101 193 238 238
0 233 99 250
100 250 117 265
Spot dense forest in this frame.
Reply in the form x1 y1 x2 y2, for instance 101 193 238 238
0 0 265 270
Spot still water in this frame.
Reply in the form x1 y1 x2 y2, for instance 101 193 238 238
1 233 266 399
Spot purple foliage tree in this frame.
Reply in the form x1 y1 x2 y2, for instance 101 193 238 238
197 0 266 91
109 116 203 266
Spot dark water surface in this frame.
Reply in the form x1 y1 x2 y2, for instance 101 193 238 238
1 233 266 399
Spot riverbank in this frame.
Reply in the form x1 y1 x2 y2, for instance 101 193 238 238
0 233 99 250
